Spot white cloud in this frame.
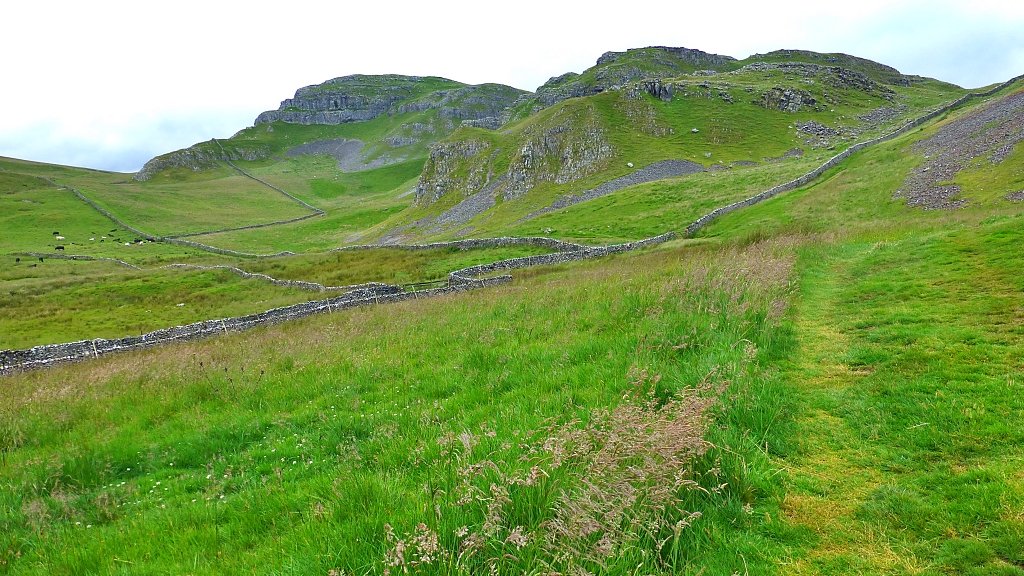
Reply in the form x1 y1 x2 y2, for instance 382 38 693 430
2 0 1021 172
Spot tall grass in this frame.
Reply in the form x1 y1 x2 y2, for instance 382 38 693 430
0 239 802 574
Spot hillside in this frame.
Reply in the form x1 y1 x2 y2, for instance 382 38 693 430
2 46 1024 575
124 46 963 253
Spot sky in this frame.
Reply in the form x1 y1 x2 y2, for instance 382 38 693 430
2 0 1023 173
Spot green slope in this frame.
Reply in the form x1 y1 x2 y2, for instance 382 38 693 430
2 52 1023 576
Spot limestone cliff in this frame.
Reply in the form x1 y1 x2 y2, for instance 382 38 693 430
254 75 525 127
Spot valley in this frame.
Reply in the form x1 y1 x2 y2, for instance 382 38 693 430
1 45 1022 575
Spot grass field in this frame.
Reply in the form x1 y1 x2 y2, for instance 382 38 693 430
2 62 1024 575
0 244 557 349
0 157 316 239
0 239 800 575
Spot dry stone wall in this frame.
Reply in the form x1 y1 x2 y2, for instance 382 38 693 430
20 253 394 293
1 233 674 375
685 74 1024 236
335 236 591 253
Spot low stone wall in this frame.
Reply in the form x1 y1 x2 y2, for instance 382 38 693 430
1 233 673 375
449 232 675 283
335 236 591 253
213 139 325 215
44 178 159 241
18 252 142 270
165 212 323 239
685 74 1024 236
20 253 392 293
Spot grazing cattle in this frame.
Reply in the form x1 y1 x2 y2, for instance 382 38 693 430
55 245 64 250
15 257 20 263
53 231 59 235
38 257 44 262
55 236 65 240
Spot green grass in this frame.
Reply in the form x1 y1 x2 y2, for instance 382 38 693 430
242 245 554 287
0 242 799 575
0 157 316 240
0 164 201 262
192 155 422 252
2 59 1024 576
0 243 560 349
769 222 1024 573
0 259 315 349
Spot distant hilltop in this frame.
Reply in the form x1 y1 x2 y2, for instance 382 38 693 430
136 45 930 182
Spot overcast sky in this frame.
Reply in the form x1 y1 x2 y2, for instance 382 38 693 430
2 0 1023 173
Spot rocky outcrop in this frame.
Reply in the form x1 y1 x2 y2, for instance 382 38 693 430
413 139 493 205
255 75 525 127
255 75 428 125
501 106 613 200
133 140 269 181
505 46 737 120
412 104 613 211
747 49 911 86
759 87 817 112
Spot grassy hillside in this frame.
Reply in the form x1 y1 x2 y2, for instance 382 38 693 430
2 51 1023 576
365 64 962 244
0 157 315 242
0 243 557 349
0 238 800 575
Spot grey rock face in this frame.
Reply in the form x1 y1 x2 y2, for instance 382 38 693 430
796 121 839 137
502 110 613 201
413 139 492 205
760 87 817 112
284 138 407 173
505 46 737 121
413 105 613 211
134 141 268 181
255 75 525 127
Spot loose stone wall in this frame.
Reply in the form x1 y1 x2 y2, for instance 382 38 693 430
685 75 1024 236
1 233 674 374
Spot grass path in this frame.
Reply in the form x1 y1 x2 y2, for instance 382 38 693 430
777 227 1024 574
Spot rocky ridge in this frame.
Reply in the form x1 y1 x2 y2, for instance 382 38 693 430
134 140 269 181
255 75 525 127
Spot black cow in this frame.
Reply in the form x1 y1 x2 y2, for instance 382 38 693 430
15 257 20 263
55 245 64 250
53 231 60 235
